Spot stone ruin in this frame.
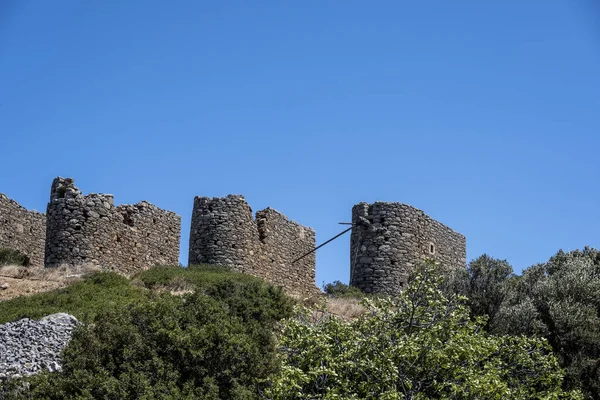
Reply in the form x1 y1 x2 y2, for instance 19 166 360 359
188 195 317 296
0 194 46 267
0 177 468 296
350 201 466 294
44 178 181 273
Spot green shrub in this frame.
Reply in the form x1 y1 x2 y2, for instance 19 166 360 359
135 264 265 292
0 272 148 324
322 280 363 298
0 247 30 266
494 247 600 399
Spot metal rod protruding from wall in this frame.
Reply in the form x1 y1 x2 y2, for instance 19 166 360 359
292 224 355 264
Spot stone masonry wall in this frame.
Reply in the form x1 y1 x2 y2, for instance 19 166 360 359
188 195 317 296
0 194 46 267
350 202 466 294
45 177 181 274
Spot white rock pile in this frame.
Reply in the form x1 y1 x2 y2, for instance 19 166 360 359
0 313 78 381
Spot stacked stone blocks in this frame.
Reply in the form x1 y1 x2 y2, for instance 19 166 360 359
44 178 181 274
350 202 466 294
1 178 468 296
188 195 317 296
0 194 46 267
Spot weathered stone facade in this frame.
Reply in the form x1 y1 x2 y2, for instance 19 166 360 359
188 195 317 296
45 177 181 274
0 194 46 267
350 202 466 294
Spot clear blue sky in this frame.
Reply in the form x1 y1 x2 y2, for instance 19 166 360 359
1 1 599 286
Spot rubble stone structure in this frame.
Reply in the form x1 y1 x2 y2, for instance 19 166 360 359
188 195 317 296
45 177 181 274
350 202 466 294
0 194 46 267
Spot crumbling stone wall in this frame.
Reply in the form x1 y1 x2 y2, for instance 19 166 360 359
188 195 317 296
0 194 46 267
350 202 466 294
45 177 181 274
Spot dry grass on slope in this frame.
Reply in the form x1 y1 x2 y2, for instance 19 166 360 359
291 292 367 321
325 297 366 320
0 264 102 301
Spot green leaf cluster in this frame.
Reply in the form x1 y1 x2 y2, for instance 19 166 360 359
322 280 364 298
494 247 600 399
267 264 580 399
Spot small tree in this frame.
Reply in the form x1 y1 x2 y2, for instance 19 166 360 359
322 280 363 298
466 254 514 329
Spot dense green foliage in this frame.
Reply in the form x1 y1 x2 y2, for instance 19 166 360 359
446 254 515 330
267 264 580 399
2 257 598 398
135 264 265 291
0 247 30 266
1 266 293 399
493 247 600 399
322 280 363 298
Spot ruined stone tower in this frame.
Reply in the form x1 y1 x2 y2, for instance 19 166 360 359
188 195 317 295
45 177 181 273
350 202 466 294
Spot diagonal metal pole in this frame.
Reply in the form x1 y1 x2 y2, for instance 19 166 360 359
292 224 355 264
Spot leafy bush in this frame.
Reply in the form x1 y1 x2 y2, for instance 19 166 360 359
322 280 363 298
135 264 267 292
493 247 600 399
466 254 514 329
267 263 580 399
2 271 293 399
0 247 30 266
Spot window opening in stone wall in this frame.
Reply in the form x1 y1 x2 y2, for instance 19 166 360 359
57 186 67 198
429 243 436 255
123 213 135 227
258 224 267 244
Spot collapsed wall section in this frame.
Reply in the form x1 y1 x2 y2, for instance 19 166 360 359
0 194 46 266
254 208 316 294
350 202 466 294
188 195 317 296
45 177 181 273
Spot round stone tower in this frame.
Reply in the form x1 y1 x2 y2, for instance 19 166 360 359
188 195 259 272
45 177 115 267
350 202 466 294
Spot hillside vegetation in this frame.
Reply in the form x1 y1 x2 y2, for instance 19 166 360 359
0 256 594 399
